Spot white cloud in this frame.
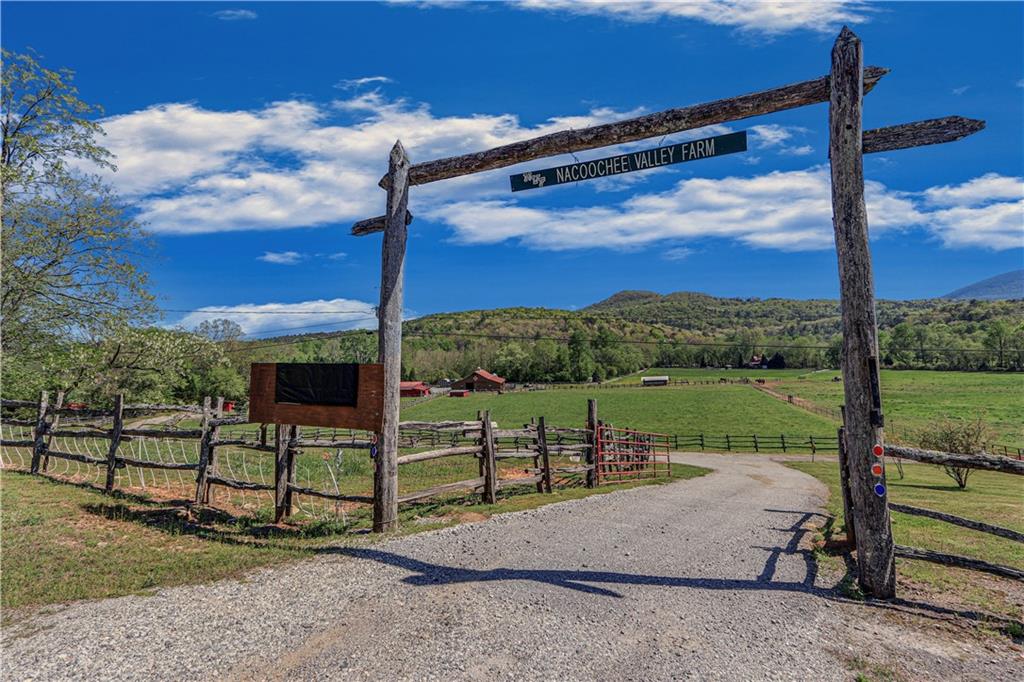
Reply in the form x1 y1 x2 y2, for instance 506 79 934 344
1017 79 1024 88
96 94 639 234
335 76 394 90
951 85 970 96
663 247 694 261
257 251 305 265
516 0 872 35
750 124 813 156
213 9 258 21
179 298 377 337
923 173 1023 207
97 93 1020 254
427 167 922 252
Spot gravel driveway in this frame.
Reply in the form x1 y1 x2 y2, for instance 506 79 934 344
4 454 1019 681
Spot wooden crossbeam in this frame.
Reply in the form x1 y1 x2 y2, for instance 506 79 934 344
378 66 888 189
863 116 984 154
352 210 412 236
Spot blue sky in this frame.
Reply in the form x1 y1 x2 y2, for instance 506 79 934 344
4 1 1022 337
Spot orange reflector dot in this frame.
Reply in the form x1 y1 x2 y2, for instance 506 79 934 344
871 463 883 476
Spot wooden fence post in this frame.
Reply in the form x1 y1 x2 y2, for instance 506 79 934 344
481 411 497 504
40 390 64 473
837 427 857 548
274 423 296 523
531 417 544 494
30 391 50 474
374 140 410 533
830 26 895 598
537 416 552 493
193 397 213 504
104 394 124 492
285 425 299 517
753 434 759 453
725 434 731 451
585 399 598 488
204 397 224 503
780 434 787 453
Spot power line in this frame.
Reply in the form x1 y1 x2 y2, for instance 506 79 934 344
166 307 375 316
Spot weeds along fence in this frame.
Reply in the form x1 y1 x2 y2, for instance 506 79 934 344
0 395 628 523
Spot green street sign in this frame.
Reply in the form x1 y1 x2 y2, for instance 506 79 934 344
510 130 747 192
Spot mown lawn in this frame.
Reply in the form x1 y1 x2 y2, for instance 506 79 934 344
1 463 709 614
774 370 1024 445
403 384 838 438
788 461 1024 621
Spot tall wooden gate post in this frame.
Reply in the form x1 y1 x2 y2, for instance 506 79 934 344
104 394 125 492
585 399 598 488
30 390 50 474
829 26 896 598
374 140 411 533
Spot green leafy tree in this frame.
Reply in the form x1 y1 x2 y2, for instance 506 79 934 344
2 49 153 358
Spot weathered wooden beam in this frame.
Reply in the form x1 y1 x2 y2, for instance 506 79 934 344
862 116 984 154
895 545 1024 581
0 439 36 448
374 66 887 189
1 398 39 408
498 474 546 489
208 438 275 452
120 428 204 439
122 403 204 413
193 397 213 505
206 474 274 492
46 450 121 467
295 438 373 449
396 445 483 465
837 427 857 547
117 456 199 471
397 476 486 504
274 424 296 523
399 420 484 432
374 140 410 533
538 416 552 494
286 483 373 503
351 210 413 237
889 503 1024 543
41 390 65 473
885 445 1024 475
830 27 896 600
586 399 598 488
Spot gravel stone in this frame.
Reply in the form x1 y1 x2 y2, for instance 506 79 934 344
4 454 1020 681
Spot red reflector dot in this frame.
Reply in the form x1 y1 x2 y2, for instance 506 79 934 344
871 463 883 476
872 444 884 457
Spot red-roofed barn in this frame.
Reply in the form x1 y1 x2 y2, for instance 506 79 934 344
400 381 430 398
451 368 506 393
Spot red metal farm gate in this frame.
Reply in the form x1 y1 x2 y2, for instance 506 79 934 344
595 425 672 485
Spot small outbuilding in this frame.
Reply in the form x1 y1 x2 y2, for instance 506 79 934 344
451 368 506 392
641 375 670 386
400 381 430 398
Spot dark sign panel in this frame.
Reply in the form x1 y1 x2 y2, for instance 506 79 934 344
275 363 359 407
509 130 747 192
249 363 384 431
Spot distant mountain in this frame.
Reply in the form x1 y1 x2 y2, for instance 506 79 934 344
943 270 1024 300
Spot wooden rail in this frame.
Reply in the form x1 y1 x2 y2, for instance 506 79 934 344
885 445 1024 475
889 503 1024 544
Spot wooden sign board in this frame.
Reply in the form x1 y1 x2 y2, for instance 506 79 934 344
248 363 384 431
510 130 747 191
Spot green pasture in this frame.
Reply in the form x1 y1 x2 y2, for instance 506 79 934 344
789 461 1024 622
774 370 1024 445
403 384 837 437
605 367 818 384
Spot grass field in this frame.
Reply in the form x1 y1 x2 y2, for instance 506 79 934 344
1 463 709 614
605 367 819 384
774 370 1024 445
788 461 1024 622
402 384 838 437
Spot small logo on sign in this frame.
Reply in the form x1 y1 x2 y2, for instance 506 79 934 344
521 171 546 187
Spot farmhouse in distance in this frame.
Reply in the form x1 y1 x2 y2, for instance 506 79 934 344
451 368 507 392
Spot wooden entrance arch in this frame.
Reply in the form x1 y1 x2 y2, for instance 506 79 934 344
350 27 984 599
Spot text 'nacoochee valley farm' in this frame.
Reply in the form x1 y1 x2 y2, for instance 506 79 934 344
510 130 747 192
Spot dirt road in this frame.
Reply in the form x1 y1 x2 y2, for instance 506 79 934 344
5 454 1018 680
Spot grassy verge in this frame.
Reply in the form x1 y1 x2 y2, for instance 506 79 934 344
788 461 1024 625
1 463 708 616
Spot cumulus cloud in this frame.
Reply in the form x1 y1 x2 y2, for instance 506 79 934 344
257 251 304 264
179 298 377 337
213 9 258 21
96 92 1020 253
335 76 394 89
515 0 873 35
